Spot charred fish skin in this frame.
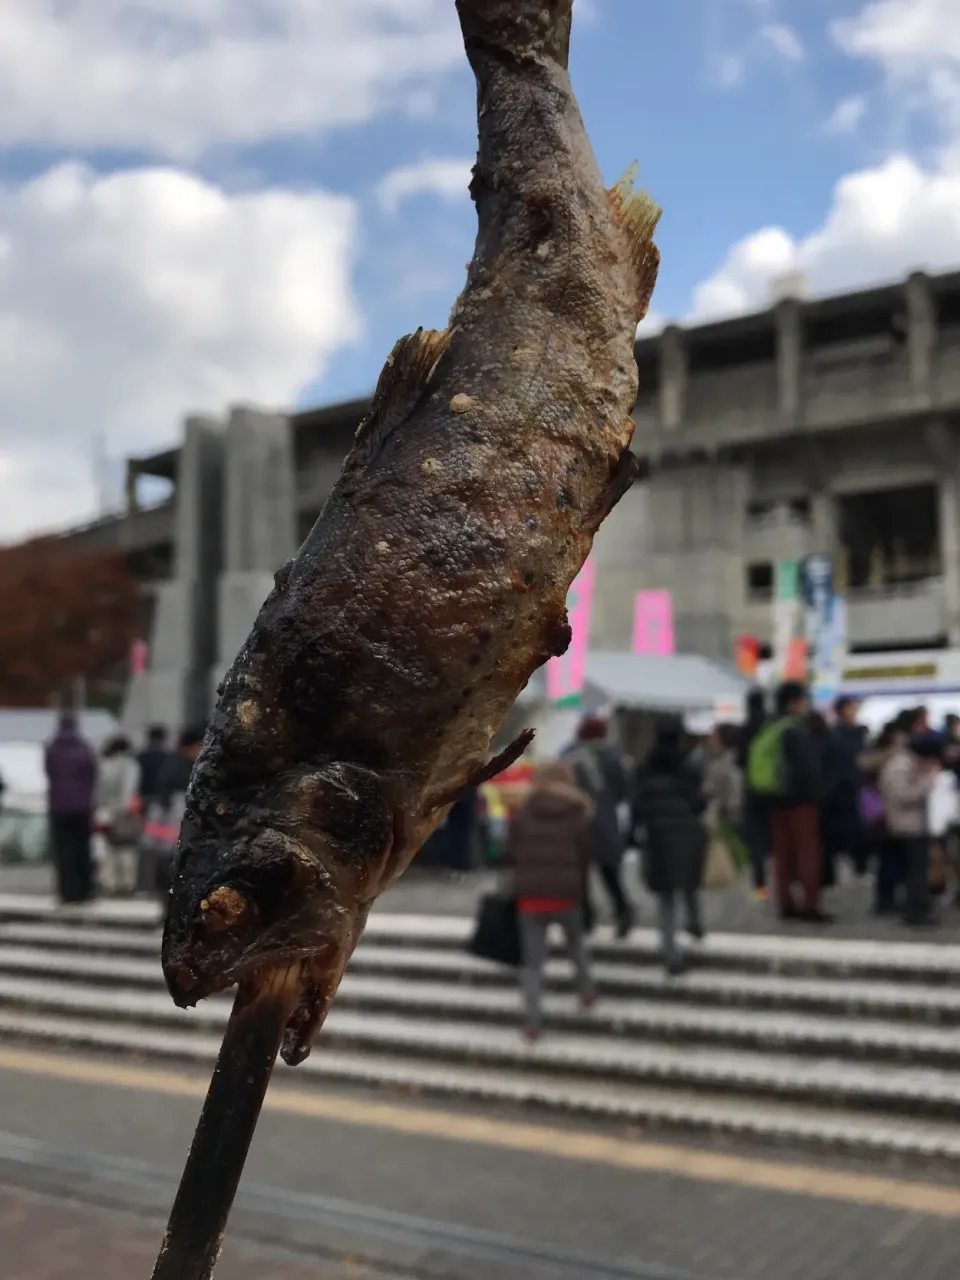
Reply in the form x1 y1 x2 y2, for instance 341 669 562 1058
161 0 660 1059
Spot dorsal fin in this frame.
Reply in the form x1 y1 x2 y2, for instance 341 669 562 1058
607 163 661 324
341 327 454 494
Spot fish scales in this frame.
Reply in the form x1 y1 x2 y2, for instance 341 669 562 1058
161 0 661 1066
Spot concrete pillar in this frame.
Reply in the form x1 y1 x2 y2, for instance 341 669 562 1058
646 463 747 661
124 461 140 513
223 405 298 574
213 406 298 699
121 414 226 738
659 324 686 430
926 421 960 645
906 270 935 402
774 297 802 428
939 469 960 646
591 483 649 649
810 491 838 558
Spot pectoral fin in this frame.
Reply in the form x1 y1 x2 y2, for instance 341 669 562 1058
341 327 454 493
429 729 536 812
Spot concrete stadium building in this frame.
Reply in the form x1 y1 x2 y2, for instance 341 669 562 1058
52 265 960 730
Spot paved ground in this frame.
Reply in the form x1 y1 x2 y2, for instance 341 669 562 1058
5 857 960 943
2 1047 960 1279
0 1184 394 1279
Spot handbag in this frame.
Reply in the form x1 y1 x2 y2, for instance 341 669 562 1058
859 786 885 830
139 794 185 894
701 831 737 891
467 892 522 966
929 841 948 897
107 809 143 846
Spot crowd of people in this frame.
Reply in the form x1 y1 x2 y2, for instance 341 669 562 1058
43 716 204 906
499 686 960 1039
738 681 960 928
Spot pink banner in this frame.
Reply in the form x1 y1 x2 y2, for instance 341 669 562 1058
546 556 596 704
130 638 148 677
632 590 675 656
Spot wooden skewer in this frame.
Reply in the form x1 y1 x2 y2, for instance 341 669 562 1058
151 963 302 1280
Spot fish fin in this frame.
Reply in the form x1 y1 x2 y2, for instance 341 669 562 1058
430 729 536 811
583 447 640 533
468 729 536 789
607 163 661 323
341 326 454 492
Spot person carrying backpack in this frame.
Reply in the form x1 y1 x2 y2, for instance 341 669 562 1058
736 688 770 899
746 681 827 922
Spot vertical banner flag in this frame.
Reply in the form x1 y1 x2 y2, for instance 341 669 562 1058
772 560 801 681
784 637 809 681
130 638 148 677
812 593 848 710
735 635 760 679
632 590 675 656
801 553 836 705
546 556 596 706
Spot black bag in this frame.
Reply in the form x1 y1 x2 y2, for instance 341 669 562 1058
468 892 522 967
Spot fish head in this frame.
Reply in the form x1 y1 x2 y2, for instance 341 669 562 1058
160 758 395 1009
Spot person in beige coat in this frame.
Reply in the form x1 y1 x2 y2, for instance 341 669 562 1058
878 734 941 926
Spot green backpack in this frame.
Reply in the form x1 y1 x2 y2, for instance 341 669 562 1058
746 716 795 797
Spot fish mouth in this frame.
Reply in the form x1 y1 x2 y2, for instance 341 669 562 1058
162 890 360 1016
164 932 355 1068
162 941 313 1009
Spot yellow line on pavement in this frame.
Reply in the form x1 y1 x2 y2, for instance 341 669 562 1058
0 1044 958 1218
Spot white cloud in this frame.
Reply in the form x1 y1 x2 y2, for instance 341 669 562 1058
832 0 960 134
375 158 473 216
0 1 463 160
824 95 868 135
833 0 960 68
0 162 361 540
760 23 805 62
684 3 960 329
715 53 747 88
636 311 666 339
688 153 960 322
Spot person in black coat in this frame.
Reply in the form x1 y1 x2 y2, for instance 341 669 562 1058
767 682 827 922
820 697 868 877
137 725 170 807
632 722 707 976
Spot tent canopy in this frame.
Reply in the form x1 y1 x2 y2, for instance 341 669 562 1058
518 650 748 714
0 708 119 748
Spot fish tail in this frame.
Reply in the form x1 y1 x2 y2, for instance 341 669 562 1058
607 163 662 323
456 0 574 70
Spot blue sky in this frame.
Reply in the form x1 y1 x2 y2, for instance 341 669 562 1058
0 0 958 537
286 0 955 407
300 0 915 403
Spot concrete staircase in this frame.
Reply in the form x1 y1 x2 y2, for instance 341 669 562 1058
2 894 960 1162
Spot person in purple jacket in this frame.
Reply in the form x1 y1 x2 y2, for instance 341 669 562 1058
44 713 98 904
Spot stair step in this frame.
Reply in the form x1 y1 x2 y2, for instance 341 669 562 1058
4 895 960 981
2 949 960 1064
5 923 960 1024
1 975 959 1118
3 1007 960 1163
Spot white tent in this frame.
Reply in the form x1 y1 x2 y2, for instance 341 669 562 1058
518 650 748 715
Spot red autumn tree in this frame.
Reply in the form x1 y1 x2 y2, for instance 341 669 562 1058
0 537 140 707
